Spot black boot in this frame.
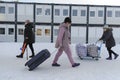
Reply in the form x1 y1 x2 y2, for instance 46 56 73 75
16 53 23 58
72 63 80 67
114 54 119 59
29 54 35 58
106 57 112 60
106 52 112 60
52 63 60 67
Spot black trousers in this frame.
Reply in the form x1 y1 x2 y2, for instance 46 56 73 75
106 47 117 58
21 41 34 55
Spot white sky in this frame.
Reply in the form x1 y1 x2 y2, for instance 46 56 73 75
2 0 120 6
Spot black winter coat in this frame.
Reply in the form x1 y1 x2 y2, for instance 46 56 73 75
100 28 115 48
24 23 35 43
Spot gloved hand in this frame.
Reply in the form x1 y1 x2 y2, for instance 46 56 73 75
99 40 103 42
96 39 103 43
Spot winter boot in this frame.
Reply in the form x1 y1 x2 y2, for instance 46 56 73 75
52 63 60 67
106 52 112 60
114 54 119 59
16 53 23 58
72 63 80 67
29 54 35 58
106 57 112 60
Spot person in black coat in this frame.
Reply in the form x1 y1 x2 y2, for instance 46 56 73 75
99 25 119 60
16 20 35 58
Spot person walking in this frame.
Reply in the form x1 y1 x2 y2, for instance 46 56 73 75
99 25 119 60
52 17 80 67
16 20 35 58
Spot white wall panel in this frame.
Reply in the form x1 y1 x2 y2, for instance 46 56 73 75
54 5 69 23
36 5 51 23
106 7 120 25
89 7 104 24
0 24 14 42
17 25 24 42
0 24 7 42
112 28 120 44
35 25 51 42
17 4 33 21
53 26 59 42
72 6 87 24
0 3 15 21
71 26 86 43
88 27 103 43
6 3 15 21
0 3 6 21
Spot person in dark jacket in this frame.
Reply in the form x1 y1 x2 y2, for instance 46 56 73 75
99 25 119 60
16 20 35 58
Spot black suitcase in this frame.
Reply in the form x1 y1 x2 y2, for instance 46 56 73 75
25 49 51 71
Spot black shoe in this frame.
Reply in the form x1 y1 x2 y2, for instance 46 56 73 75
72 63 80 67
52 63 60 67
106 57 112 60
114 54 119 59
16 54 23 58
29 55 35 58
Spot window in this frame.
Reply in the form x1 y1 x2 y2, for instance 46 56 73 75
98 10 103 17
0 6 5 14
8 28 14 35
115 11 120 17
72 9 77 16
36 29 42 36
55 9 60 16
63 9 68 16
90 11 95 17
107 11 112 17
54 29 59 36
18 29 23 35
81 10 86 16
45 29 50 36
36 8 42 15
8 7 14 14
45 8 50 15
0 28 5 35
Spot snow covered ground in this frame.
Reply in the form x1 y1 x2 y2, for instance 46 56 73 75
0 42 120 80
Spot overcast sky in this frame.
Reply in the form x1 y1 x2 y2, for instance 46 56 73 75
1 0 120 6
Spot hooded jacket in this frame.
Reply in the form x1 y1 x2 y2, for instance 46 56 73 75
100 28 115 48
24 23 35 43
55 23 71 49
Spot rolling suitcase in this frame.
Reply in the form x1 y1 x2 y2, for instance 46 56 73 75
25 49 51 71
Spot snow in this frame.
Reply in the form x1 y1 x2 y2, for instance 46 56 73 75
0 42 120 80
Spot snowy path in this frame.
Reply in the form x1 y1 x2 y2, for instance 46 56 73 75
0 43 120 80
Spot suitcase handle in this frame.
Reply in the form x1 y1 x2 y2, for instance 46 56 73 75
51 49 58 54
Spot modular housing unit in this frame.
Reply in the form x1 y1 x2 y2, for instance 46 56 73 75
0 1 120 43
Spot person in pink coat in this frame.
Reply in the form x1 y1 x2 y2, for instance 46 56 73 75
52 17 80 67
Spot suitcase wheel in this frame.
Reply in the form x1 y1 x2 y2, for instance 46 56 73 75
29 68 33 71
79 56 83 60
95 58 99 60
25 63 27 66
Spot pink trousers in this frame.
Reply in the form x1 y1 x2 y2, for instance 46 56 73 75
53 47 75 65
